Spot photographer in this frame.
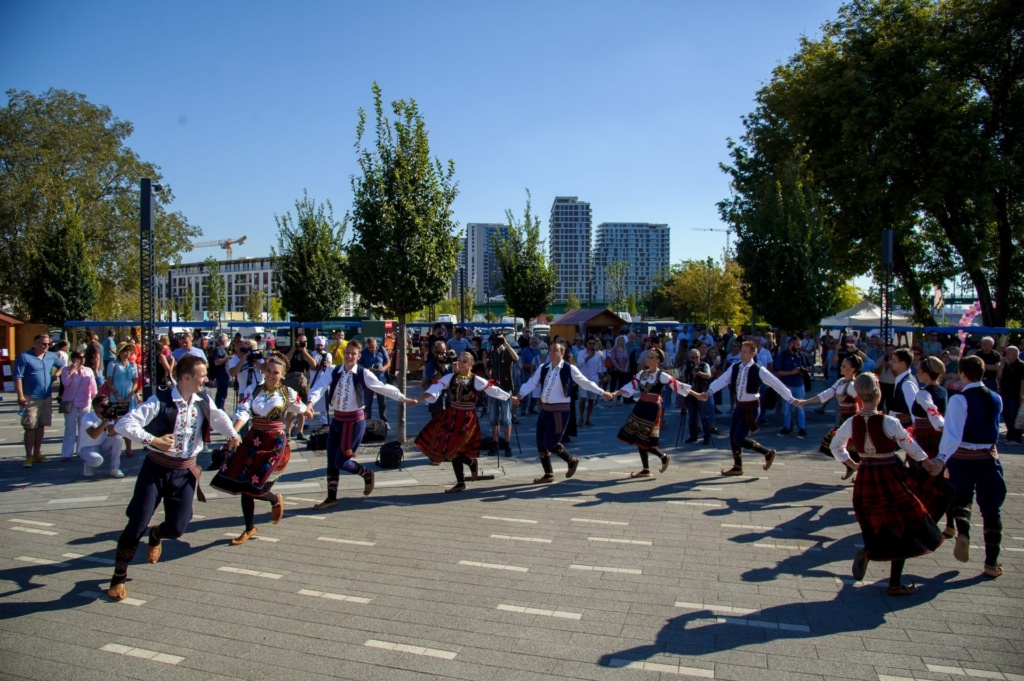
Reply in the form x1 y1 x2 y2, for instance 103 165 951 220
284 333 315 441
227 339 265 397
79 394 124 478
487 333 519 456
776 335 810 439
683 349 712 444
423 341 455 415
210 333 232 410
307 336 333 428
358 337 391 423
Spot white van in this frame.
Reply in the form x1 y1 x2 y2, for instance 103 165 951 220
530 324 550 340
437 314 457 325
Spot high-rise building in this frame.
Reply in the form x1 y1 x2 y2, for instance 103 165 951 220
465 223 510 304
450 237 468 299
593 223 670 308
549 197 592 303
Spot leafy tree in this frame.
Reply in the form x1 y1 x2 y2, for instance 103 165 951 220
564 291 581 312
648 258 749 329
22 204 98 326
268 296 286 322
627 293 639 318
179 288 195 321
484 311 499 322
604 261 629 311
720 150 844 332
272 190 348 322
244 288 265 322
835 283 866 312
204 256 226 321
0 89 200 318
345 83 459 442
494 189 557 323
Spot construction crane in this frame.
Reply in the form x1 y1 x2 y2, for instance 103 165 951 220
191 235 247 260
691 227 732 257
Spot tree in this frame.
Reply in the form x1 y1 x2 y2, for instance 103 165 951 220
179 288 195 321
272 190 348 322
244 288 265 322
648 258 749 329
345 83 459 442
21 204 98 326
564 291 581 312
494 189 557 323
720 150 845 332
835 283 866 312
268 297 286 322
0 89 200 318
604 261 629 311
627 293 639 318
204 256 226 321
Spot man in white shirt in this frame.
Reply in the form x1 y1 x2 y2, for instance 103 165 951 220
307 336 333 428
512 341 612 483
306 339 413 509
107 354 241 602
700 340 797 476
576 339 606 426
79 395 124 478
227 339 265 396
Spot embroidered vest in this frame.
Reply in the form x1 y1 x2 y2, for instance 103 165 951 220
961 386 999 444
850 413 897 455
250 383 291 420
143 389 211 446
326 365 366 410
639 369 664 394
539 362 573 399
729 362 762 397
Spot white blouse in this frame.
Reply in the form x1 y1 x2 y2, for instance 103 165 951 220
234 384 306 427
829 412 927 464
423 373 511 403
619 370 692 398
815 378 857 403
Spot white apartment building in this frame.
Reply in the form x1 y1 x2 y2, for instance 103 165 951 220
450 237 468 299
549 197 592 303
159 256 360 320
465 222 509 303
592 222 670 305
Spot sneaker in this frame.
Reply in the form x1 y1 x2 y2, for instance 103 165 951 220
82 464 94 477
778 428 793 436
295 433 307 442
110 469 125 478
953 534 970 563
21 458 32 468
797 429 808 439
31 453 46 463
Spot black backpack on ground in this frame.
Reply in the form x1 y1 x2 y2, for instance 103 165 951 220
376 441 403 469
363 419 388 443
306 428 329 452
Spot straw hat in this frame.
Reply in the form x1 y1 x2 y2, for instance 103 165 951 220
116 341 136 357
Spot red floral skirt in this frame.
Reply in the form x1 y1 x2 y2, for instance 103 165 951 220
415 406 481 463
211 420 289 497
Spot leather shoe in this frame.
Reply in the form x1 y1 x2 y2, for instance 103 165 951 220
852 548 868 581
953 534 970 563
147 536 162 564
271 494 284 524
445 482 467 493
533 474 555 484
762 449 777 471
107 583 127 601
231 527 258 545
721 466 744 476
313 498 338 510
566 458 579 478
363 470 375 496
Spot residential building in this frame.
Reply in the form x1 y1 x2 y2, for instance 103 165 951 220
593 222 670 307
549 196 592 303
465 222 509 303
450 237 468 299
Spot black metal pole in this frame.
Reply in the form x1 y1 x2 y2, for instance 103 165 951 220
140 179 156 399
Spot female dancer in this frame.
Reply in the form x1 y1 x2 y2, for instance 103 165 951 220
413 351 512 492
614 348 700 477
904 357 954 533
212 352 310 545
797 354 863 475
829 373 944 596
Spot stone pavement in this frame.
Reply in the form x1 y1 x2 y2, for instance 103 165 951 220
0 389 1021 680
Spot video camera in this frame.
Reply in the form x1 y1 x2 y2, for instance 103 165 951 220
100 402 131 421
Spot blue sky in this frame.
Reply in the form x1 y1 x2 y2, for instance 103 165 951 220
2 0 842 266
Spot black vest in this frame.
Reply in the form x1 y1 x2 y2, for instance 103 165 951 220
911 384 947 418
326 365 366 410
890 373 913 413
961 386 1000 444
729 362 763 396
539 362 573 399
143 389 212 444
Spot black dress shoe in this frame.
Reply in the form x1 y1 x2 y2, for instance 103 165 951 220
684 436 698 444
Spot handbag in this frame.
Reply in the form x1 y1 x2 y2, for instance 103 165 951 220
59 400 73 414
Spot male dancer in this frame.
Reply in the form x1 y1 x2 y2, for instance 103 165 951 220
885 348 918 426
306 339 413 509
107 354 241 601
700 340 797 475
511 340 612 483
925 355 1006 577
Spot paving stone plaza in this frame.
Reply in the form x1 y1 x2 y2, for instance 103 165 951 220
1 390 1021 681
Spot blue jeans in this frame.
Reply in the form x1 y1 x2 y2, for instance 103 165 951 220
782 384 807 429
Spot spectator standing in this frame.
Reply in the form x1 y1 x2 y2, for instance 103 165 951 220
210 333 232 410
328 329 348 366
517 327 532 350
423 340 454 416
84 330 104 386
284 333 315 440
972 336 1001 391
487 334 519 455
518 337 541 416
228 339 265 396
359 337 392 423
59 350 98 461
171 333 205 363
102 329 117 367
682 349 712 444
776 336 810 439
998 346 1023 444
800 331 818 375
14 333 66 467
446 327 470 356
922 332 943 358
154 336 175 389
576 339 604 426
106 341 141 458
308 336 333 428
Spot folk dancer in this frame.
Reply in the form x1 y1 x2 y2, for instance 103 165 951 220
797 354 863 477
903 357 954 527
212 352 311 545
107 355 241 601
614 348 701 477
699 340 796 476
411 351 512 492
885 348 918 428
924 355 1006 578
510 340 613 484
830 374 944 596
306 339 413 509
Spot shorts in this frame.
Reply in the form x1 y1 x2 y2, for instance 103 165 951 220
22 397 53 429
488 397 512 427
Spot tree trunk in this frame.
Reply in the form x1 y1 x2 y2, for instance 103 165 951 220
396 312 407 443
892 242 937 326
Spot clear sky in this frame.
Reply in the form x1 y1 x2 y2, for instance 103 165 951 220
2 0 842 266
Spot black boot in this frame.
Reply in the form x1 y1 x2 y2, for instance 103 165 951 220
501 438 513 458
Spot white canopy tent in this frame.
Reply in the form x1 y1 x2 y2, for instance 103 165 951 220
819 301 912 332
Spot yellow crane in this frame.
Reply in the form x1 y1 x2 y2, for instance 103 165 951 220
191 235 247 260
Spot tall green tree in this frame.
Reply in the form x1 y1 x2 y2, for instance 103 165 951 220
268 297 286 322
720 151 844 332
564 291 581 312
604 261 629 311
0 89 200 318
244 288 265 322
22 204 98 326
272 190 348 322
494 189 557 323
648 258 749 329
345 83 459 442
179 288 195 321
203 256 226 321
